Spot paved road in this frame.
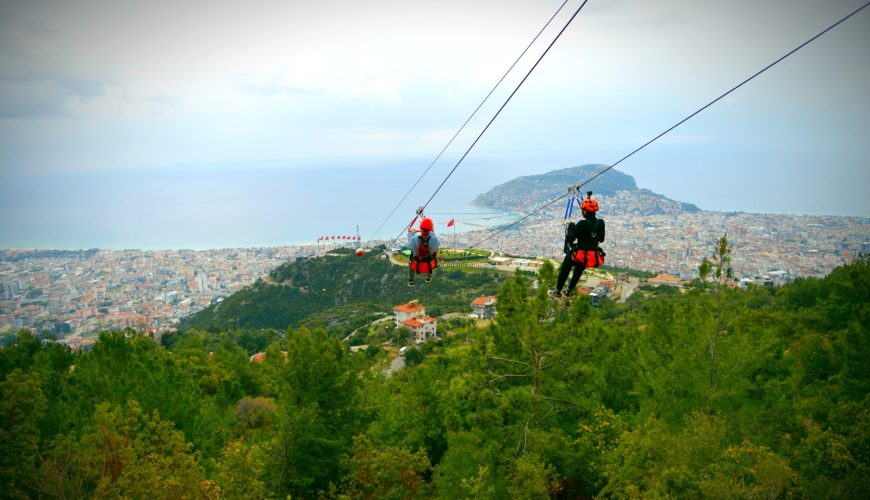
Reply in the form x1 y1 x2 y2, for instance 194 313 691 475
618 277 641 303
343 316 391 342
384 354 405 376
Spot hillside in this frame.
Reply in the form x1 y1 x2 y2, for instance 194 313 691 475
472 164 701 215
181 246 511 333
3 253 868 498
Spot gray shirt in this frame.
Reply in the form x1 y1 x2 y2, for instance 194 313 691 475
406 232 440 258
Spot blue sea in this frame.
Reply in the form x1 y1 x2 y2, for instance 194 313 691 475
0 157 535 250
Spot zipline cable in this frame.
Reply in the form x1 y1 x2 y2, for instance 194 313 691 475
470 1 870 250
389 0 591 249
367 0 572 242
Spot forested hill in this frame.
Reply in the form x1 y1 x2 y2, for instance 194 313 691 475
181 247 510 333
472 164 701 214
1 252 868 497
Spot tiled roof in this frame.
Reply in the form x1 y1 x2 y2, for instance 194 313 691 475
400 316 437 328
394 302 425 313
650 273 682 283
471 295 497 306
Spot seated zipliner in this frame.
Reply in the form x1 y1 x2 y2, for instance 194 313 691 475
549 191 606 299
406 216 440 287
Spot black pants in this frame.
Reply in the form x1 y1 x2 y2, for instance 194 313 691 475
556 253 586 293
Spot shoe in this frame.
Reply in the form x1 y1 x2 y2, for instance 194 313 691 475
425 273 432 283
547 289 562 299
408 281 415 287
564 289 574 299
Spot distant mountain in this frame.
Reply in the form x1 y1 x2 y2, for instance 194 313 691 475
472 164 700 216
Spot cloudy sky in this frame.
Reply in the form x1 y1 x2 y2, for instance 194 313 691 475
1 0 868 220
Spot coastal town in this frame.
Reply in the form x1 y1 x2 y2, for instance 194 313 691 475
0 246 316 343
2 203 868 341
453 201 869 282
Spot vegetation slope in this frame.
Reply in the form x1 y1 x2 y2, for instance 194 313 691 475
1 251 868 498
181 246 510 336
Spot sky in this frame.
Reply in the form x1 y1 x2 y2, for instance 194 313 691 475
1 0 868 248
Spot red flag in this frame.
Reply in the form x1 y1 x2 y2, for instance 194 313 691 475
447 218 455 227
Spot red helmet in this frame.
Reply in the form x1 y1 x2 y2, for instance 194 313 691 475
580 198 599 213
419 217 434 231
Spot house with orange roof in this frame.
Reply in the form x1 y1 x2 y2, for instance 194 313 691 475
647 273 687 287
400 315 438 344
471 295 497 319
249 351 289 363
393 300 438 343
393 300 426 327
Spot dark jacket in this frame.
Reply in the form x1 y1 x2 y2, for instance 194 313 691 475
564 216 605 254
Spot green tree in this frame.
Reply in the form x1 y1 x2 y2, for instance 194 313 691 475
61 332 229 460
0 369 46 499
433 431 499 498
234 396 277 429
344 434 431 499
215 439 268 499
265 327 361 496
700 442 799 499
404 347 424 367
507 453 561 499
40 401 217 499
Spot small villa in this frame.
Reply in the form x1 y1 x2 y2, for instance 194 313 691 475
471 295 497 319
393 300 438 344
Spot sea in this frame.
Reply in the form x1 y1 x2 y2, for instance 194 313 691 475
0 157 531 250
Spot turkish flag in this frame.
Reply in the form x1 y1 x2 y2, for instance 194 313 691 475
447 218 455 227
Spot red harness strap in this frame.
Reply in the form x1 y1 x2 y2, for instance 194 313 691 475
571 249 604 267
411 238 438 274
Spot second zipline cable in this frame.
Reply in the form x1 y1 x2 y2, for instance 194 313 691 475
367 0 572 242
389 0 592 249
470 1 870 249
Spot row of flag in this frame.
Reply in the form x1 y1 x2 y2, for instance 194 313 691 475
317 219 454 243
318 236 360 241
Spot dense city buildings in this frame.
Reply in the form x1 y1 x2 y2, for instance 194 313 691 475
0 246 319 340
3 203 868 341
453 201 869 282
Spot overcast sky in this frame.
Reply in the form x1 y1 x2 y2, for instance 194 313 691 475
1 0 868 217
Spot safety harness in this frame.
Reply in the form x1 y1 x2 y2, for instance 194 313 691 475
570 218 605 268
565 189 605 268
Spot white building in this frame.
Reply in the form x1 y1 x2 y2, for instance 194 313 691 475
471 295 497 319
400 315 438 344
393 300 426 327
393 300 438 343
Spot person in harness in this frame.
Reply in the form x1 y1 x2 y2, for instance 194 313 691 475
406 217 440 287
548 192 605 299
